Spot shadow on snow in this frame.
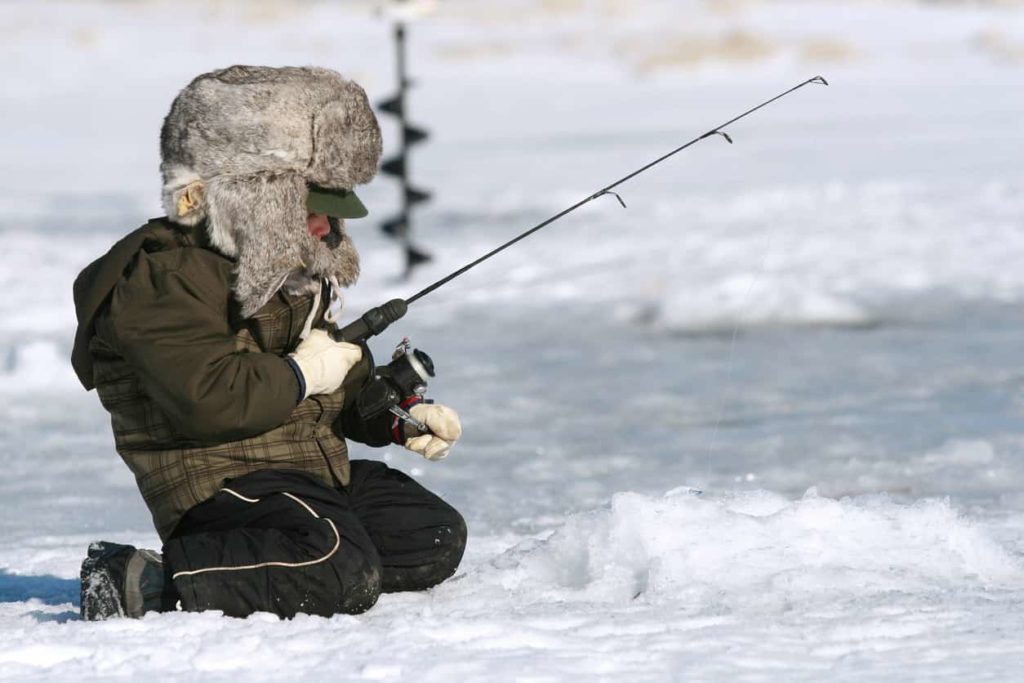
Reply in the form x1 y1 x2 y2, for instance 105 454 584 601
0 569 79 607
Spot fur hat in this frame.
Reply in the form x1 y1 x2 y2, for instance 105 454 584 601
160 65 382 317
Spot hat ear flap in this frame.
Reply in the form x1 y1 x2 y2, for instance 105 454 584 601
163 181 207 227
205 171 308 317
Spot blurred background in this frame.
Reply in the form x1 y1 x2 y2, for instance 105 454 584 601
2 2 1024 679
0 0 1022 558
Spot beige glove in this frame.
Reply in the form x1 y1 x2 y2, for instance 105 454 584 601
287 329 362 400
404 403 462 461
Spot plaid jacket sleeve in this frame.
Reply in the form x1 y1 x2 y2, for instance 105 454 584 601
96 247 300 443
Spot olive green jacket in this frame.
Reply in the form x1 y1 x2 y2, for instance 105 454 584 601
72 218 388 541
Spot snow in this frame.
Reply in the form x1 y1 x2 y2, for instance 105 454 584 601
1 0 1024 680
3 491 1024 680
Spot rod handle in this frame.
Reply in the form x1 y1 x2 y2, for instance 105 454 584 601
332 299 408 343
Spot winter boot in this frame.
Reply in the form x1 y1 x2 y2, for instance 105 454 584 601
79 541 167 620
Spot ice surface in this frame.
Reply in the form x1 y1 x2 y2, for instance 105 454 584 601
1 0 1024 681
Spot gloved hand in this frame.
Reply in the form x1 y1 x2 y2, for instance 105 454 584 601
404 403 462 461
287 329 362 400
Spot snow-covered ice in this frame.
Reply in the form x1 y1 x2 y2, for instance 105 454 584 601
1 0 1023 680
5 490 1024 681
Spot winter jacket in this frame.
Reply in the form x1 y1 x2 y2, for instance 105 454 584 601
71 218 389 541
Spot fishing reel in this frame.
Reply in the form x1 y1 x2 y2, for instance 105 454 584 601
355 338 435 431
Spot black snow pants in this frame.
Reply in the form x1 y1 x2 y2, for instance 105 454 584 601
161 461 466 619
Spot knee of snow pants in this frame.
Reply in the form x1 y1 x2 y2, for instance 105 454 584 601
345 460 468 593
163 469 383 619
391 505 467 593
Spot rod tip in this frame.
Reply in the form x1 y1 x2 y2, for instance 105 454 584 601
811 75 830 86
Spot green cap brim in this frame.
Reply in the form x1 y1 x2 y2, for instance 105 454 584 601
306 184 368 219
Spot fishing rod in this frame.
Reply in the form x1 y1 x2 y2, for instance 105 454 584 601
336 75 828 343
333 76 829 426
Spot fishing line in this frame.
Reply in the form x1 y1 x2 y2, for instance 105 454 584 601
702 222 780 489
333 77 830 461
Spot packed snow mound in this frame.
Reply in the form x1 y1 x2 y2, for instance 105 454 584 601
484 489 1023 609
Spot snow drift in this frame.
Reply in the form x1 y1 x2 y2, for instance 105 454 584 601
3 490 1023 682
472 489 1024 608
